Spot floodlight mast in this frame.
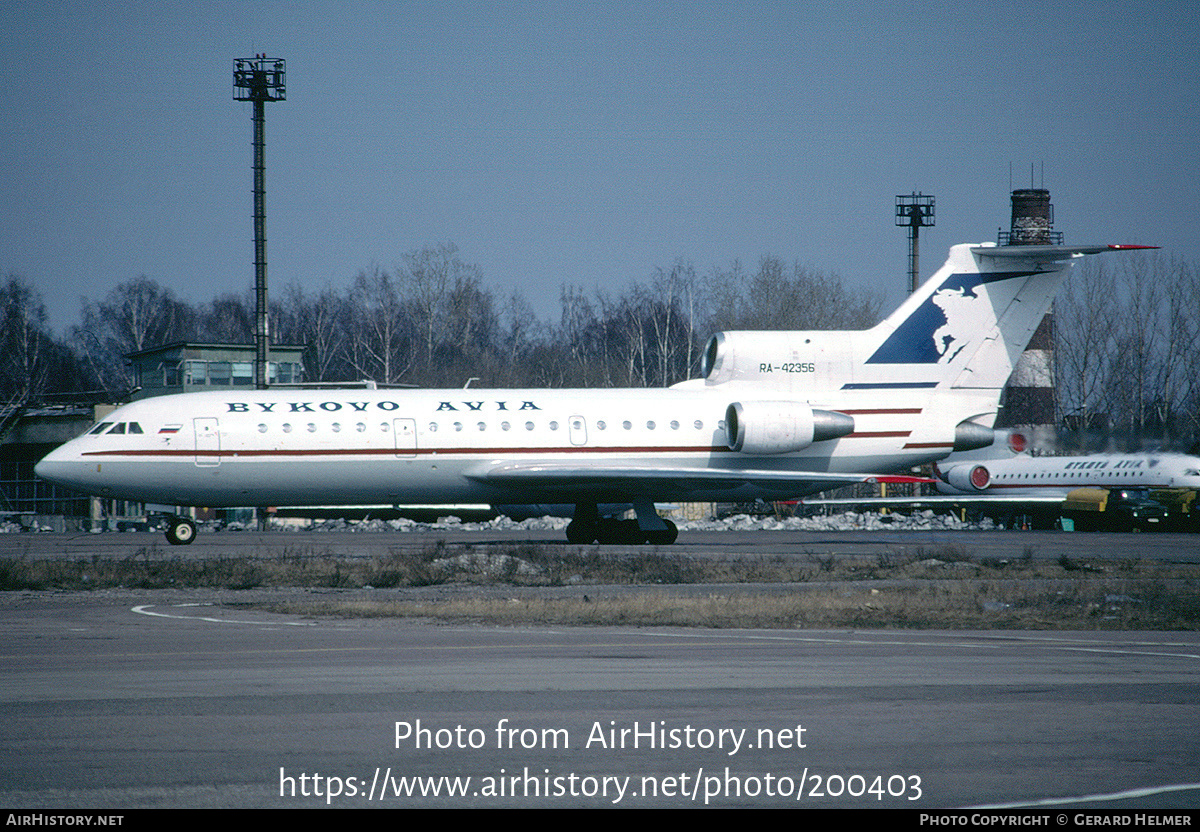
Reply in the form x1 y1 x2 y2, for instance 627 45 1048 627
895 193 935 295
232 56 286 390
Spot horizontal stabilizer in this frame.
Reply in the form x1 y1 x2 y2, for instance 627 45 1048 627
970 244 1158 260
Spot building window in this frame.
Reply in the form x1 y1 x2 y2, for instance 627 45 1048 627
268 361 301 384
185 360 206 386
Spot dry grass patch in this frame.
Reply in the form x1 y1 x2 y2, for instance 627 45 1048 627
263 577 1200 630
4 539 1199 630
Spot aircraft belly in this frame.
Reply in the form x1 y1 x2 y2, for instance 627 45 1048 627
185 457 495 507
52 456 487 507
50 439 940 508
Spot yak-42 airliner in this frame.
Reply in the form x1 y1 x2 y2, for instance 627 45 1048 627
37 241 1152 545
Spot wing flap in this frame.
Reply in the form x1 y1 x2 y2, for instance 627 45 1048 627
468 462 886 495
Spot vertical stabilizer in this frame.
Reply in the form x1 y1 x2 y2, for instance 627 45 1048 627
862 243 1079 391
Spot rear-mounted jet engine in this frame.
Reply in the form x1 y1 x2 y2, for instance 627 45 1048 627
725 401 855 454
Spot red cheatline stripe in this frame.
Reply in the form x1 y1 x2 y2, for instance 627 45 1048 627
988 481 1169 490
84 445 736 458
80 429 910 460
839 408 922 415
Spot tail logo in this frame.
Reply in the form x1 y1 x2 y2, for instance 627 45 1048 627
867 271 1036 364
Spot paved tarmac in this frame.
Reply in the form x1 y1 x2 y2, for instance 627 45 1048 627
3 526 1198 562
1 582 1198 809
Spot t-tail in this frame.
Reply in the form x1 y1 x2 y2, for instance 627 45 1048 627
697 242 1155 457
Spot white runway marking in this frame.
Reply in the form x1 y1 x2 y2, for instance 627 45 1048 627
628 629 1200 659
131 603 313 626
966 781 1200 808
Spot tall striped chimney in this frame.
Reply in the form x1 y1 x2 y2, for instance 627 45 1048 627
994 188 1061 449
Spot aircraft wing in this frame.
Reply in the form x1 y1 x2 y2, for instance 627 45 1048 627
467 462 889 495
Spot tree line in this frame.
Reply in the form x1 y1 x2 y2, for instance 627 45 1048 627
1053 253 1200 451
3 243 880 403
5 244 1198 450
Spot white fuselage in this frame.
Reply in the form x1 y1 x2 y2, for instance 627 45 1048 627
36 384 954 508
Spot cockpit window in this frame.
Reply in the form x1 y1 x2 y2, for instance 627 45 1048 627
86 421 143 436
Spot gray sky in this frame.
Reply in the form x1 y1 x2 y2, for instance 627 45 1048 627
3 0 1196 334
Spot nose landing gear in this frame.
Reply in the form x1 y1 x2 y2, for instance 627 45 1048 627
164 517 197 546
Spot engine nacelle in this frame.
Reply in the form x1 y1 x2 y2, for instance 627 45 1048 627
725 401 855 454
702 331 841 386
941 463 992 492
953 420 995 452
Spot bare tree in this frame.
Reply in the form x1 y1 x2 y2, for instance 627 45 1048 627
2 274 89 403
1054 258 1118 443
1056 253 1200 450
276 282 349 383
1 274 50 402
77 276 193 390
344 266 413 384
400 242 458 369
705 256 881 332
198 292 254 343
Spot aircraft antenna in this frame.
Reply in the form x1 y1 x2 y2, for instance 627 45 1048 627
895 193 935 294
233 55 286 390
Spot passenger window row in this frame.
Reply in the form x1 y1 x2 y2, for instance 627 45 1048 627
90 418 720 438
249 419 716 435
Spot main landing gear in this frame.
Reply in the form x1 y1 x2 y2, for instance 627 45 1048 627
564 500 679 545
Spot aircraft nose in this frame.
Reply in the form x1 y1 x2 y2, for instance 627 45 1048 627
35 444 88 491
